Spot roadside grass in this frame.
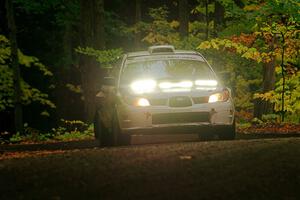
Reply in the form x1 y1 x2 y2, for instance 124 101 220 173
236 113 300 134
7 127 94 144
1 120 94 144
237 122 300 134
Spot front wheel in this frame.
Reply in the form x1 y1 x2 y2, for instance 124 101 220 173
111 112 130 146
94 111 110 146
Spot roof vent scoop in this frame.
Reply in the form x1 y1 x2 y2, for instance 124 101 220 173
148 45 175 54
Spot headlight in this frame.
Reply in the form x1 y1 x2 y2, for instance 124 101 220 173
159 82 173 89
195 80 218 86
178 81 193 88
208 89 230 103
159 81 193 89
134 98 150 107
130 80 156 94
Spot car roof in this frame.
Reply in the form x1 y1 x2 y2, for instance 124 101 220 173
126 50 201 58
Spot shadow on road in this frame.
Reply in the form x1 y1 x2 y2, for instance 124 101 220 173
0 133 299 152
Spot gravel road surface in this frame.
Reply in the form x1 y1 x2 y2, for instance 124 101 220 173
0 138 299 200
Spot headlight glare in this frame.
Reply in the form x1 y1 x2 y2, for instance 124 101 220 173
208 89 230 103
208 93 222 103
130 80 156 94
158 81 193 89
195 80 218 86
178 81 193 88
134 98 150 107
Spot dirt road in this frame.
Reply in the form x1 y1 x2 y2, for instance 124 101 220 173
1 138 300 200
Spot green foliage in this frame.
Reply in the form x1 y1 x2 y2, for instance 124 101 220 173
15 0 80 26
198 38 274 63
198 0 300 122
258 0 300 23
251 117 263 125
128 6 180 45
8 123 53 143
8 120 94 144
254 70 300 122
104 11 129 45
173 35 203 50
188 21 214 41
75 47 123 68
54 125 93 141
59 119 88 132
9 132 23 143
65 83 82 94
0 35 55 112
222 0 245 20
236 122 251 129
261 114 279 123
192 2 215 15
128 6 209 50
219 21 254 37
235 76 260 110
18 51 53 76
49 120 94 141
252 1 299 121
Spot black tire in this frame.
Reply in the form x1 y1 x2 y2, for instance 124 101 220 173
111 113 120 146
94 111 109 146
111 112 130 146
218 120 236 140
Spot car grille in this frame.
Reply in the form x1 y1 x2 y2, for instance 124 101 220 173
152 112 210 124
148 96 209 107
169 96 192 107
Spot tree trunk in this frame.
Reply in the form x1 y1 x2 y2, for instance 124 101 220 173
254 58 276 118
254 36 276 119
214 0 225 33
95 0 105 49
134 0 142 49
179 0 189 38
5 0 23 134
80 0 105 122
205 0 209 40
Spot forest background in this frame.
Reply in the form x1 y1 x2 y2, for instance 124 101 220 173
0 0 299 142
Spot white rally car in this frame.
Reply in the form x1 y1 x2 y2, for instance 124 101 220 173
94 45 235 146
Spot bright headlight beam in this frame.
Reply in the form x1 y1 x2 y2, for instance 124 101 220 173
159 81 193 89
159 82 172 89
130 80 156 94
208 93 221 103
178 81 193 88
195 80 218 86
163 88 191 93
208 89 230 103
135 98 150 107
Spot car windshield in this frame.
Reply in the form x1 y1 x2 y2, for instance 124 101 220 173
121 58 216 84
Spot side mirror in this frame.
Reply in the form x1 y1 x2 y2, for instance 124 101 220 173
103 77 116 86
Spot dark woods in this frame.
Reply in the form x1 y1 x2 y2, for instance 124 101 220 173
0 0 299 134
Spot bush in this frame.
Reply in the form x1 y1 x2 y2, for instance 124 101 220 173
261 114 279 123
6 120 94 144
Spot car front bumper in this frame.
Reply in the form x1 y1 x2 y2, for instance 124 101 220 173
117 101 235 135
